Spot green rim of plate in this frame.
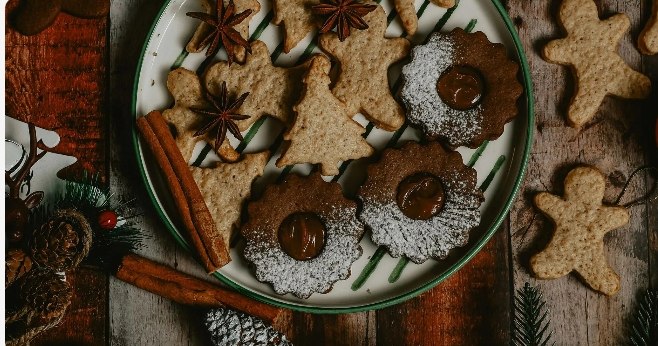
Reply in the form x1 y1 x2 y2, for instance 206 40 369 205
131 0 535 314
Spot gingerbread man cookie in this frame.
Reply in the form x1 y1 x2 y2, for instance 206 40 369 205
273 0 320 53
186 0 260 63
163 68 240 163
12 0 109 36
543 0 651 128
639 0 658 55
531 166 630 296
203 40 311 131
394 0 455 35
277 56 374 175
319 3 410 131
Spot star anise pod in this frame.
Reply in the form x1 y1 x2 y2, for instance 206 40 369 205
191 81 250 151
186 0 252 64
312 0 377 41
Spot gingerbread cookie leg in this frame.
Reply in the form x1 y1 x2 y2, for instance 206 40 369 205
574 247 620 296
639 0 658 55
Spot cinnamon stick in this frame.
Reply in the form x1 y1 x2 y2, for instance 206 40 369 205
136 111 229 272
116 253 283 324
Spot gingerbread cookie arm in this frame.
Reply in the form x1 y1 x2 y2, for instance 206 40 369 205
639 0 658 54
167 68 206 108
386 37 412 62
593 207 630 233
542 40 571 64
534 192 569 220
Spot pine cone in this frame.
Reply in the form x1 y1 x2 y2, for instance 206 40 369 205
6 268 72 345
205 308 291 346
5 249 33 287
29 209 92 271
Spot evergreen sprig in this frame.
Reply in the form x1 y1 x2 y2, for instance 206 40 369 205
629 289 658 346
512 282 554 346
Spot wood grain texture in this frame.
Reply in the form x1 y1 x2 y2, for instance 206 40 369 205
506 0 657 344
5 0 108 183
4 0 110 344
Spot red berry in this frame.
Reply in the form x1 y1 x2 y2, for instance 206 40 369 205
98 210 118 230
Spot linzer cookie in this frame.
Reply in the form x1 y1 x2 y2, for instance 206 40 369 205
273 0 320 53
242 173 365 298
358 141 483 264
394 0 456 35
204 40 311 131
543 0 651 127
531 166 630 295
186 0 260 64
639 0 658 55
164 68 240 163
318 3 410 131
277 55 374 176
400 28 523 148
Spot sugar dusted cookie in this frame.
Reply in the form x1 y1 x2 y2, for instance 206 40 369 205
400 28 522 148
639 0 658 55
204 41 311 131
192 152 269 256
163 68 240 162
186 0 260 63
319 3 410 131
543 0 651 128
531 166 630 296
242 173 365 299
273 0 320 53
358 141 483 264
277 56 374 176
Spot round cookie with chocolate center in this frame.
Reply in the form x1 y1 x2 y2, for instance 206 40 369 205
242 173 365 299
400 28 523 148
358 141 484 263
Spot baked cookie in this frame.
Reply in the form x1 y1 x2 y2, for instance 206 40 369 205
277 56 374 175
204 40 311 131
400 28 522 148
358 141 483 263
394 0 456 35
531 166 630 296
164 68 240 162
319 3 410 131
543 0 651 128
186 0 260 63
273 0 320 53
639 0 658 55
192 152 269 256
242 173 365 298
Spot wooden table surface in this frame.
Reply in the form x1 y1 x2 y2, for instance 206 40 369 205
6 0 657 345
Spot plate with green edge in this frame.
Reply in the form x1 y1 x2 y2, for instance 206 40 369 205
132 0 534 313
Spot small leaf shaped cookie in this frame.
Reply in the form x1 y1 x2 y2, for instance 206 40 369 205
273 0 320 53
319 3 410 131
394 0 455 36
531 166 630 296
203 40 311 131
543 0 651 128
277 55 374 176
639 0 658 55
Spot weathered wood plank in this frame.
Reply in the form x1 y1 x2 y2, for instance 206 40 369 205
507 0 653 344
376 226 512 345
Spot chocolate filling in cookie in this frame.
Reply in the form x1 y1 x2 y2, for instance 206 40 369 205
400 28 523 148
358 141 484 264
241 173 365 299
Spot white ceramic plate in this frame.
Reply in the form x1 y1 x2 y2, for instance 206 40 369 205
132 0 534 312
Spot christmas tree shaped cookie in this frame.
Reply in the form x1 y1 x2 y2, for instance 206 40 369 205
277 56 374 175
204 40 311 131
163 68 240 163
273 0 319 53
319 4 410 131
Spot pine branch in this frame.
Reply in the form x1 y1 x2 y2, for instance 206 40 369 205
629 289 658 346
512 282 554 346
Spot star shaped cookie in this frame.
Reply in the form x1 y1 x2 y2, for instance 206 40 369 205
543 0 651 128
273 0 320 53
186 0 260 63
277 55 374 175
639 0 658 55
203 40 311 131
163 68 240 163
531 166 630 296
319 3 410 131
